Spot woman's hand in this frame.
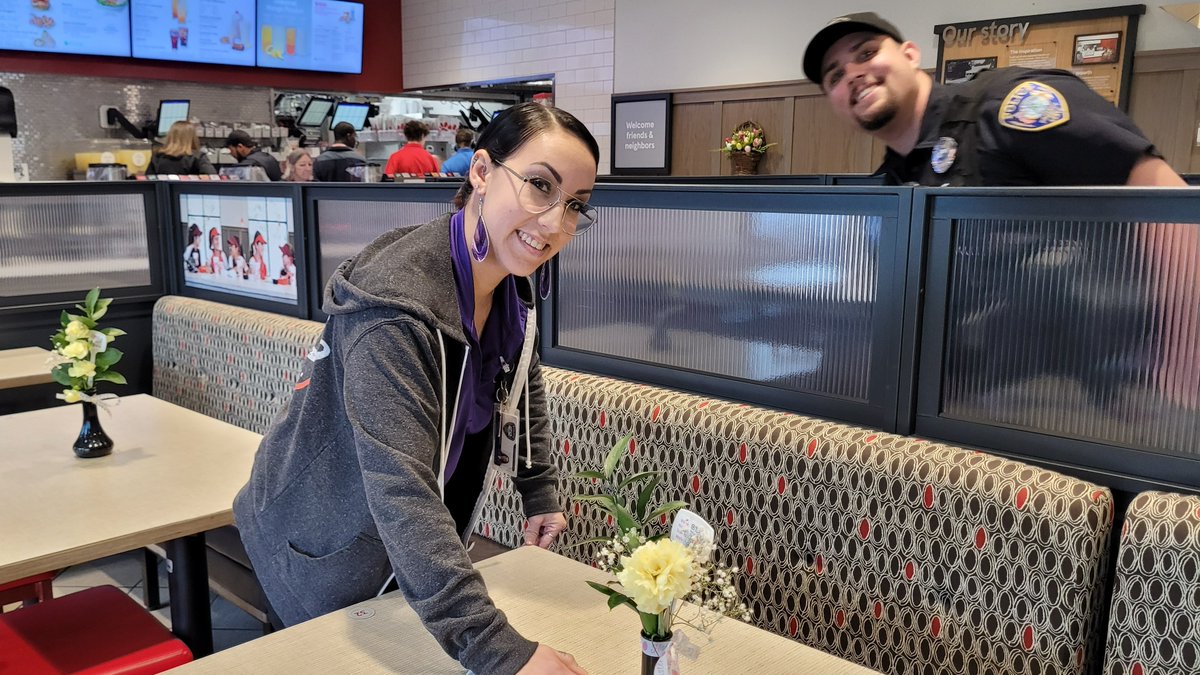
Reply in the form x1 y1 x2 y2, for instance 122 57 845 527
523 512 566 548
516 644 587 674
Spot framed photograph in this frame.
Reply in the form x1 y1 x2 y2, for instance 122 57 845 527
943 57 997 84
610 92 672 176
1072 32 1121 66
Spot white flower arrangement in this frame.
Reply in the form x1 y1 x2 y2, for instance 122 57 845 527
49 287 127 403
574 435 751 642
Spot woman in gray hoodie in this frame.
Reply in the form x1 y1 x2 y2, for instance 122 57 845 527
233 103 600 674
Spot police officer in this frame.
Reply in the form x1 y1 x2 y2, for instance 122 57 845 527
802 12 1186 187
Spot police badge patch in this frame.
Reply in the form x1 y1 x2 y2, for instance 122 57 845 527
998 81 1070 131
931 137 958 174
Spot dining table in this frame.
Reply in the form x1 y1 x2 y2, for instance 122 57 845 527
168 545 881 674
0 346 55 389
0 394 262 657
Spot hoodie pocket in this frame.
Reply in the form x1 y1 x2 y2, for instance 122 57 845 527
283 533 391 618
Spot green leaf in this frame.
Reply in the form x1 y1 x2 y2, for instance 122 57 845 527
640 610 659 636
644 500 688 525
95 297 112 313
94 347 123 370
573 494 638 533
573 470 606 481
92 305 108 321
603 434 633 480
75 304 88 314
101 327 127 339
50 363 74 387
635 475 662 521
84 287 100 314
60 310 70 327
616 470 659 493
93 371 127 385
586 582 639 613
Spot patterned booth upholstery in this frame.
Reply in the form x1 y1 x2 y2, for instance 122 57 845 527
1104 491 1200 675
152 296 1117 674
479 370 1116 675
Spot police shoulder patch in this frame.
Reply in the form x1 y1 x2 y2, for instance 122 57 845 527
998 81 1070 132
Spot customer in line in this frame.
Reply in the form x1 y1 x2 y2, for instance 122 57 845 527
225 129 283 181
234 102 600 675
147 121 215 176
802 12 1185 187
284 150 314 182
313 122 368 182
440 128 475 175
383 119 440 177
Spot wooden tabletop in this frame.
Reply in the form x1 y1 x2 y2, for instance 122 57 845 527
0 347 55 389
0 394 261 585
170 546 880 674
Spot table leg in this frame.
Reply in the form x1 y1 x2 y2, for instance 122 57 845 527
166 534 213 657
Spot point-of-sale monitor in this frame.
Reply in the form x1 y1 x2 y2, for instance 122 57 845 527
329 101 370 130
156 99 191 136
297 97 334 127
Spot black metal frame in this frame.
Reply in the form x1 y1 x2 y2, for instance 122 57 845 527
0 181 168 312
609 92 673 176
302 182 459 321
541 184 914 431
165 182 309 319
912 187 1200 492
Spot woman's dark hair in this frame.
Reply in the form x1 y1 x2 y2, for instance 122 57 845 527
402 119 429 142
452 103 600 210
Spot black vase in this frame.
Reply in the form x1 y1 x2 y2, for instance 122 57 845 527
74 399 114 458
640 631 672 675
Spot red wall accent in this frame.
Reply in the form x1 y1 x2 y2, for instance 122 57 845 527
0 0 403 94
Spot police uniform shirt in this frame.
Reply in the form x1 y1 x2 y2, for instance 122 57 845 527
876 67 1159 187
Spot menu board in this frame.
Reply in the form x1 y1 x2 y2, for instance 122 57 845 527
131 0 256 66
257 0 363 74
0 0 131 57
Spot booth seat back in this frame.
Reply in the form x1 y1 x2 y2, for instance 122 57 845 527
152 296 322 434
1104 491 1200 675
479 369 1116 675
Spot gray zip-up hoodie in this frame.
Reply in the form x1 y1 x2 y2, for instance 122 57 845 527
232 213 560 674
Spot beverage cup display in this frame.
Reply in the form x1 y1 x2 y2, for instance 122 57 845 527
179 27 188 46
285 27 296 55
169 29 179 49
261 25 272 51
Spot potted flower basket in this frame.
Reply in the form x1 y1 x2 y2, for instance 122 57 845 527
719 121 775 176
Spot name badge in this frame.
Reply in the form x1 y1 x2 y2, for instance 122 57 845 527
492 404 519 477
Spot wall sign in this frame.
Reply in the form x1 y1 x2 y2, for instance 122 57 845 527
934 5 1144 110
610 92 671 175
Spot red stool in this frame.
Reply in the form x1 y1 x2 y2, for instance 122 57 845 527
0 585 192 674
0 571 56 610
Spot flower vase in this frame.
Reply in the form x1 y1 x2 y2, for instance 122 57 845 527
729 152 761 176
73 396 113 458
640 632 675 675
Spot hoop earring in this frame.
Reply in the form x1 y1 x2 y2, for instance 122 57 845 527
537 263 551 300
470 194 490 262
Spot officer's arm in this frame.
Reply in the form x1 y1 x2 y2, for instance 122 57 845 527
1126 155 1187 187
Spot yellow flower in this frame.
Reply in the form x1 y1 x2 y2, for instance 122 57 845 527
616 539 693 615
61 389 81 403
65 320 90 340
60 340 90 360
68 361 96 378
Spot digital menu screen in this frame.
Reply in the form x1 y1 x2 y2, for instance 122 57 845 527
0 0 131 57
179 193 298 304
256 0 363 74
132 0 256 66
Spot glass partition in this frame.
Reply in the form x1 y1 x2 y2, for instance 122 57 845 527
547 186 913 430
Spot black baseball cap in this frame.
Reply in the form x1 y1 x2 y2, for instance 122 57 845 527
803 12 904 86
224 129 254 148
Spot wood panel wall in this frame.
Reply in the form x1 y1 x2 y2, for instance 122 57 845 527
661 48 1199 177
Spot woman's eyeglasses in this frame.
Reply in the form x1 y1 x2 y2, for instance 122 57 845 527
494 160 598 235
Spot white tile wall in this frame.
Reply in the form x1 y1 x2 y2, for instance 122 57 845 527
402 0 615 174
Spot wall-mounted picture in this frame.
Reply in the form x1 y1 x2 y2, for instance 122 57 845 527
179 193 297 304
1073 32 1121 66
943 57 997 84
